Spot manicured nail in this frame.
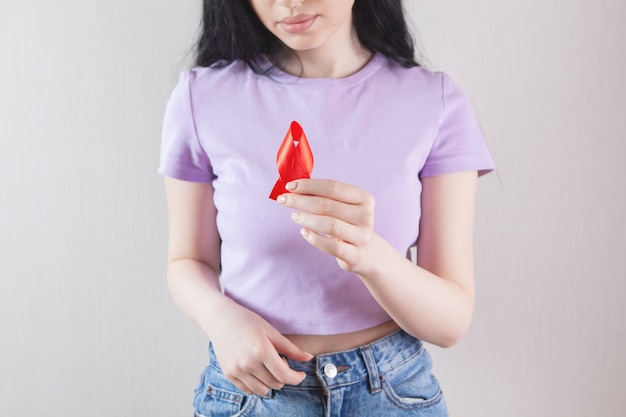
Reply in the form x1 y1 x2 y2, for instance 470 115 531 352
291 212 299 221
300 228 310 238
285 181 297 191
277 195 286 204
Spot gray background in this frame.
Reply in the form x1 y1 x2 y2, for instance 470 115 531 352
1 1 624 415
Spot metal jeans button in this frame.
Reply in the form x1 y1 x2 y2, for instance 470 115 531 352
323 363 338 378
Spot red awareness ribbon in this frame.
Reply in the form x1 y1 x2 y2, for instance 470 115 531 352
269 121 314 200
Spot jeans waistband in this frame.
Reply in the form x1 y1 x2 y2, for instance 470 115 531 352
285 329 423 392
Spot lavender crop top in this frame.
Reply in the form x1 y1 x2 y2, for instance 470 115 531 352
159 54 495 335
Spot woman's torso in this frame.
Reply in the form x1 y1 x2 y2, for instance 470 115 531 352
286 320 400 355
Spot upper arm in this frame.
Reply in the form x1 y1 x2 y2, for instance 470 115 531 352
416 171 478 296
164 177 220 273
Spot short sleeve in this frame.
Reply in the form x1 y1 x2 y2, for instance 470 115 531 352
158 70 214 183
420 73 495 178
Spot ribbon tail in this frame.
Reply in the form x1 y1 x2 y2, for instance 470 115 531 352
269 178 287 200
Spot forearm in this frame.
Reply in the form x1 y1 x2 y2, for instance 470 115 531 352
166 258 232 336
277 176 477 347
358 236 474 348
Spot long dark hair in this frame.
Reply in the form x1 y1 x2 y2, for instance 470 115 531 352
195 0 419 70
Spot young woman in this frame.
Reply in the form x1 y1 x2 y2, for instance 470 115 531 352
159 0 495 415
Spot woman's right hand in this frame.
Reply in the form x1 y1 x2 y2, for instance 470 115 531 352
163 178 311 395
207 297 313 396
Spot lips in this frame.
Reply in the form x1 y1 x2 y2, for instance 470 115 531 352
279 14 317 34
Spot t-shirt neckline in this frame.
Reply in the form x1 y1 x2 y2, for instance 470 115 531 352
256 53 385 88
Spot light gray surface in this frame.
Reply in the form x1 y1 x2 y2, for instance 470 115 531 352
1 1 624 415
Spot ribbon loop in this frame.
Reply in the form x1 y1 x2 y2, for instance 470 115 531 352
269 121 314 200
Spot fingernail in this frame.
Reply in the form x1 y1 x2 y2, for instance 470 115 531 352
290 212 299 221
277 195 286 204
285 181 297 191
300 228 310 238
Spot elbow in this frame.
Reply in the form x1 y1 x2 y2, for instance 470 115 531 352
165 258 221 292
437 286 475 348
432 331 466 349
423 303 474 348
404 317 472 348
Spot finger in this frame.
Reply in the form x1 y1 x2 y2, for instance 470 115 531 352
299 228 360 268
264 333 312 386
291 211 363 244
230 359 291 395
284 193 358 223
269 332 313 363
286 179 372 206
281 194 373 228
232 374 272 397
264 353 307 387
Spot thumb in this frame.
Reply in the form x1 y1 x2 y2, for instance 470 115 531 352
268 332 314 362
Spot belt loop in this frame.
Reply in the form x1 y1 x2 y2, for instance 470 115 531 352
360 345 381 393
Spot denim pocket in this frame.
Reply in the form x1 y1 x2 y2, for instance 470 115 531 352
380 348 445 411
193 365 258 417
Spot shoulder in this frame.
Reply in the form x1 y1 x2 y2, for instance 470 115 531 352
185 60 253 89
378 56 441 84
373 56 450 104
175 60 264 115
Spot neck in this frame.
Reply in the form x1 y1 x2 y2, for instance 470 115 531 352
277 24 372 79
285 44 372 79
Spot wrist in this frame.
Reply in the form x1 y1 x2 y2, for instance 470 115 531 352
356 234 390 281
198 291 235 336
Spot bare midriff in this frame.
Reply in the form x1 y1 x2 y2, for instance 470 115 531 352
285 320 400 356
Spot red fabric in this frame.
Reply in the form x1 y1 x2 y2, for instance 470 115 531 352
269 121 314 200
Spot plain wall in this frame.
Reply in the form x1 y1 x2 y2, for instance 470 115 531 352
1 1 624 415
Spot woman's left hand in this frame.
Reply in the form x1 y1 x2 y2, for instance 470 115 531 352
277 179 378 275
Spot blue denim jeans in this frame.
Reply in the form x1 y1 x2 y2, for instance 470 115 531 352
193 330 448 416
